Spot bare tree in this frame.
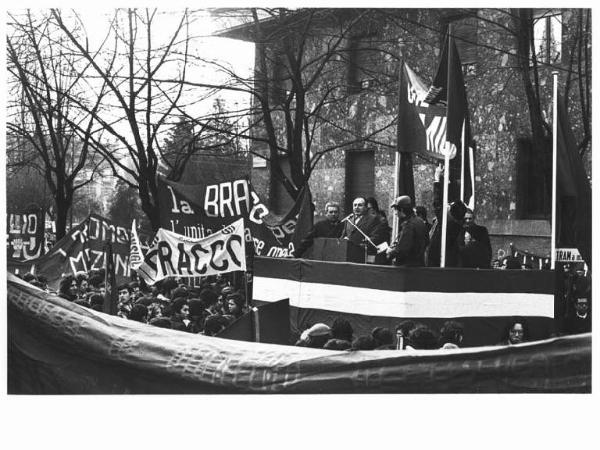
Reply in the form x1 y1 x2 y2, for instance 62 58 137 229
7 10 107 239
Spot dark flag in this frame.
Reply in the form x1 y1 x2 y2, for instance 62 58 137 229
103 239 118 315
396 60 416 201
556 94 592 268
290 185 314 253
425 32 475 208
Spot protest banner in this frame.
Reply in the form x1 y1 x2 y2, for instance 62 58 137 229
136 218 246 285
7 274 590 394
157 176 312 258
34 214 132 290
7 205 46 261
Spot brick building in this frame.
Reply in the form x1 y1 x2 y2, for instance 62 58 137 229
218 8 590 264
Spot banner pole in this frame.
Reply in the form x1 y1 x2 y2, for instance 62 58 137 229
460 120 465 202
440 152 450 268
392 150 400 240
551 71 558 270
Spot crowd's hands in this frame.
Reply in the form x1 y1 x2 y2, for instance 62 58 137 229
434 162 444 183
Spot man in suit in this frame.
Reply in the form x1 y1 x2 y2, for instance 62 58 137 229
341 197 380 250
293 201 345 258
564 294 591 335
457 208 492 268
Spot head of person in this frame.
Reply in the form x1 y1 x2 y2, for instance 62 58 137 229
199 288 218 308
352 197 367 217
574 295 590 317
415 206 428 222
408 325 439 350
171 286 189 301
449 201 467 223
331 317 354 342
390 195 413 220
350 335 377 351
371 327 394 348
504 318 528 345
59 275 78 299
226 293 245 318
300 323 331 348
117 284 132 304
171 297 189 320
365 197 380 214
324 201 340 222
129 281 141 295
88 274 104 292
395 320 417 338
439 320 464 347
463 208 475 227
159 278 179 298
129 304 148 323
203 315 230 336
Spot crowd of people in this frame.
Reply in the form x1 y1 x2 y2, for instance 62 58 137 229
20 269 249 336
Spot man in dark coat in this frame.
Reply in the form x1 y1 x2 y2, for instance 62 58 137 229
294 201 344 258
341 197 381 249
426 166 466 267
564 294 591 335
457 208 492 268
386 195 428 267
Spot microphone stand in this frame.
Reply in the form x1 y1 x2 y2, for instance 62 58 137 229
341 216 379 263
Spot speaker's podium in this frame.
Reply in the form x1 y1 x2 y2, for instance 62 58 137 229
305 237 366 263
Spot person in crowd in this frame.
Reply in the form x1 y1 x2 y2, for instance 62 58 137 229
226 293 247 320
457 208 492 268
350 335 378 350
75 272 89 297
129 281 141 296
88 293 105 312
36 275 49 291
295 323 331 348
386 195 428 267
498 318 529 346
406 324 439 350
330 317 354 343
427 164 466 267
415 206 432 235
58 275 79 302
323 339 352 350
438 320 464 349
394 320 417 349
188 298 208 334
293 201 345 258
169 297 191 332
203 315 230 336
564 293 591 335
87 274 104 293
129 304 148 323
341 197 381 251
366 197 391 264
117 284 134 319
199 287 220 316
371 327 395 349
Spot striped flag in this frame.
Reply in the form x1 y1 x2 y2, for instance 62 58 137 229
425 32 475 208
129 219 144 270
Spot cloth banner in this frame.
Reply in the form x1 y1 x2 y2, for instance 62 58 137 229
7 274 590 394
33 214 132 290
129 219 144 270
136 218 246 285
157 176 313 258
253 257 556 347
7 205 46 261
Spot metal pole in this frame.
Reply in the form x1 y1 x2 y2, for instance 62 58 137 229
551 71 558 270
440 152 450 268
392 150 400 240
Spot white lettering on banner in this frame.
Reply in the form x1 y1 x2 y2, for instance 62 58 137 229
167 185 195 215
137 219 246 285
555 248 583 262
268 219 296 241
249 191 269 224
26 214 37 234
204 180 261 219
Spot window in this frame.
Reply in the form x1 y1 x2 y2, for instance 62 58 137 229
345 150 375 214
533 10 562 64
346 35 379 94
515 136 552 219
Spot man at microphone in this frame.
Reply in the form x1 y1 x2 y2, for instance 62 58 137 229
293 201 344 258
340 197 381 249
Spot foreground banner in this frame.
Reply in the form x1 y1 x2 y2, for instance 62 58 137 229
137 219 246 284
253 257 556 347
7 274 590 394
158 176 312 258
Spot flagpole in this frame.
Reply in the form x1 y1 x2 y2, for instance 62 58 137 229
392 150 400 239
460 120 465 202
440 153 450 268
551 71 558 270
